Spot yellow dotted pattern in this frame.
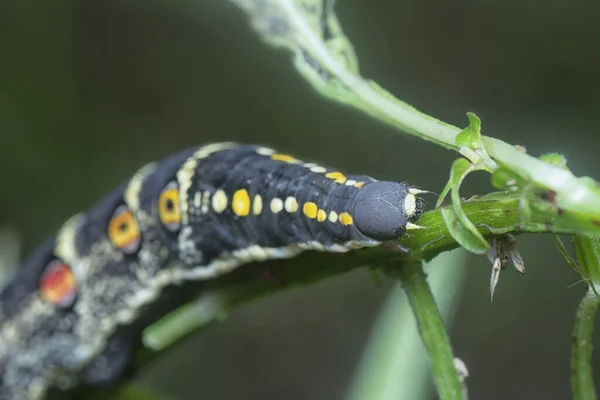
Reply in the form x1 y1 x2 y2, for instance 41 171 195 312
354 182 366 189
325 172 347 184
232 189 251 217
339 212 354 226
303 202 318 219
252 194 263 215
317 209 327 222
271 154 297 163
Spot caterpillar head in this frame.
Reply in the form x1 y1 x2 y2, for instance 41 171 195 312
353 181 424 241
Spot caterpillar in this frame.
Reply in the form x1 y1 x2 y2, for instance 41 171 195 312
0 142 424 399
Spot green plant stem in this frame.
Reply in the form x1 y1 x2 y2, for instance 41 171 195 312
572 290 599 400
570 235 600 400
394 261 464 400
347 250 467 400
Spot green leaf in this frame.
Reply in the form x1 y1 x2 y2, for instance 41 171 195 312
438 159 489 254
454 112 496 172
455 112 482 149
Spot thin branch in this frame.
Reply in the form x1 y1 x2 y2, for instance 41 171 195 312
392 261 465 400
572 290 599 400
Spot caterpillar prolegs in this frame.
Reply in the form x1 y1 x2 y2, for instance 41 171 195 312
0 143 425 399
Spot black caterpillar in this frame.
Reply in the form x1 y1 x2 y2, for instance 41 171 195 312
0 143 424 399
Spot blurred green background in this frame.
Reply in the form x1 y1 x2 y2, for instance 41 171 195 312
1 0 599 399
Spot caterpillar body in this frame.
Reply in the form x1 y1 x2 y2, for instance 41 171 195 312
0 143 424 399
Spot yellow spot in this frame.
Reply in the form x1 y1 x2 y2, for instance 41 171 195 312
284 196 299 213
354 182 366 188
310 165 327 173
303 202 318 219
232 189 251 216
317 209 327 222
212 190 228 213
271 154 297 163
253 194 263 215
339 212 354 226
270 198 284 213
328 211 338 223
326 172 347 184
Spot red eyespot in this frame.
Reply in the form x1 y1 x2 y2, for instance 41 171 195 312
40 260 77 308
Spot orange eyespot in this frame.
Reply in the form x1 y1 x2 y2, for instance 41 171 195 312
40 260 77 308
108 205 141 254
158 181 181 232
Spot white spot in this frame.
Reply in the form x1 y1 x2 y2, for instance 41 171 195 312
404 193 417 217
284 196 298 213
256 146 275 155
405 222 425 230
328 211 338 223
310 165 327 173
212 190 228 213
203 190 211 205
345 179 357 186
193 191 202 208
270 198 284 213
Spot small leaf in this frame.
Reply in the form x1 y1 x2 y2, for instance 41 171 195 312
539 153 568 169
444 159 490 253
456 112 482 149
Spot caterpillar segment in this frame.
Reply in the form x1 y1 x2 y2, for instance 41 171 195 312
0 143 424 399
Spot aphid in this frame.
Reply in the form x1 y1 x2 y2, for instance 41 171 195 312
0 143 424 399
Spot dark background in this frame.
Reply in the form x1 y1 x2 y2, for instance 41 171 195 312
1 0 599 399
